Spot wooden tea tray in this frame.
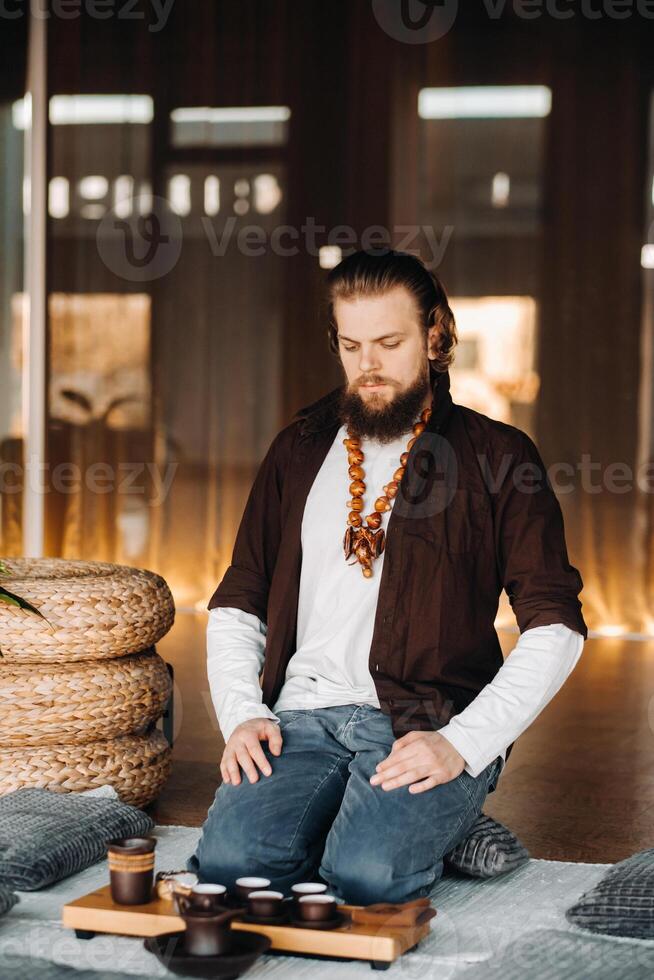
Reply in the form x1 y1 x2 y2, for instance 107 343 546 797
62 884 433 970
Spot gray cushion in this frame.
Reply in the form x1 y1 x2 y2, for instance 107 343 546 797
0 880 17 916
0 787 153 890
458 927 654 980
444 813 530 878
566 847 654 938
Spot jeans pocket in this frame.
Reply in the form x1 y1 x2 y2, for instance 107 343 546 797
276 709 309 729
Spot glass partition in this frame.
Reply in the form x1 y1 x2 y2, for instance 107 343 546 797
0 100 26 555
415 85 550 627
417 85 551 440
43 78 288 609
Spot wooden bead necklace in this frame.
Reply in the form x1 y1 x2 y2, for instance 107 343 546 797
342 406 432 578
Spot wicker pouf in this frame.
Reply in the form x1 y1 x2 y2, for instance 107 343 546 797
0 557 176 807
0 558 175 663
0 729 172 809
0 649 172 747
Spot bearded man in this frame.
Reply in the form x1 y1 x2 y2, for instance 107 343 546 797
188 249 587 905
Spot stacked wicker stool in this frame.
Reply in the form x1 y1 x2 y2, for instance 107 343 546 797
0 558 175 808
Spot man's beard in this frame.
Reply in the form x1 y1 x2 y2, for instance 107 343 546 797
337 366 432 443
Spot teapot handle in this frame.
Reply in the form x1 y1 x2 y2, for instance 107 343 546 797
175 893 191 915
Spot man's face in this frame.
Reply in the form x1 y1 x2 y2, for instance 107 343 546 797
334 285 439 441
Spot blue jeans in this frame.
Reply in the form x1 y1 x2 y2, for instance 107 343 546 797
188 704 502 905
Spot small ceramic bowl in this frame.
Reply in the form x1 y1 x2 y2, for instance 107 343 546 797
179 883 227 915
291 882 328 905
297 893 337 922
246 890 285 918
234 876 272 903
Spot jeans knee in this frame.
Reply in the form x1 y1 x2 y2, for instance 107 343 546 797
193 792 315 889
321 854 441 906
192 786 255 886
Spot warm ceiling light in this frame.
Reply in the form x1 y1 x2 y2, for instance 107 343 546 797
319 246 342 270
491 172 510 208
48 177 69 219
10 95 153 129
114 175 134 219
170 106 290 124
641 244 654 269
204 176 220 216
418 86 552 120
168 174 191 216
78 175 108 200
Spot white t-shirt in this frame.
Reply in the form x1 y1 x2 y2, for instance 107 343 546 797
273 422 406 711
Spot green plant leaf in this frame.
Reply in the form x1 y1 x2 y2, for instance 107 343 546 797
0 591 21 607
0 561 9 575
0 587 53 627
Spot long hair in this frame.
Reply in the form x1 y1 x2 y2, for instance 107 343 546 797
325 249 457 371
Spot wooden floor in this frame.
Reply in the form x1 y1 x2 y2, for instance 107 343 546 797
150 613 654 864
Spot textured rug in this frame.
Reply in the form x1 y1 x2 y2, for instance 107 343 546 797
1 826 652 979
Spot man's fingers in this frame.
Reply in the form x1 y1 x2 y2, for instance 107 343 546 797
375 745 423 773
374 766 433 791
246 736 272 777
390 731 423 752
370 755 424 785
409 776 439 795
235 746 260 784
265 723 283 755
226 754 241 785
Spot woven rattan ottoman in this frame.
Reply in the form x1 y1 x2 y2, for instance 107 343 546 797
0 558 175 806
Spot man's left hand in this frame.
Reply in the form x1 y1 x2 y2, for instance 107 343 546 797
370 731 466 794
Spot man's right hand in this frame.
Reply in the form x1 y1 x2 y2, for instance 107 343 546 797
220 718 283 786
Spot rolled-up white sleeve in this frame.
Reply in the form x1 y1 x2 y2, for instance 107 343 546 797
206 605 280 743
438 622 584 778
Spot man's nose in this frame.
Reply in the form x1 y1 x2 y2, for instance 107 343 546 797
358 347 381 373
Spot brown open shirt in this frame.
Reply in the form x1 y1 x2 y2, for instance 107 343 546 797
208 363 587 766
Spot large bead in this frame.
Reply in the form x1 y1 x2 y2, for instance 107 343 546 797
393 467 405 482
362 567 373 578
407 436 417 450
343 437 360 450
365 512 382 529
347 512 363 527
350 479 365 496
421 408 432 423
349 497 364 512
400 452 409 467
374 496 390 512
412 422 426 436
348 449 364 465
348 464 365 480
384 480 399 498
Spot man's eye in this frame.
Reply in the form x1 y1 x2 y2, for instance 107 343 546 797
382 342 399 349
343 345 357 352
